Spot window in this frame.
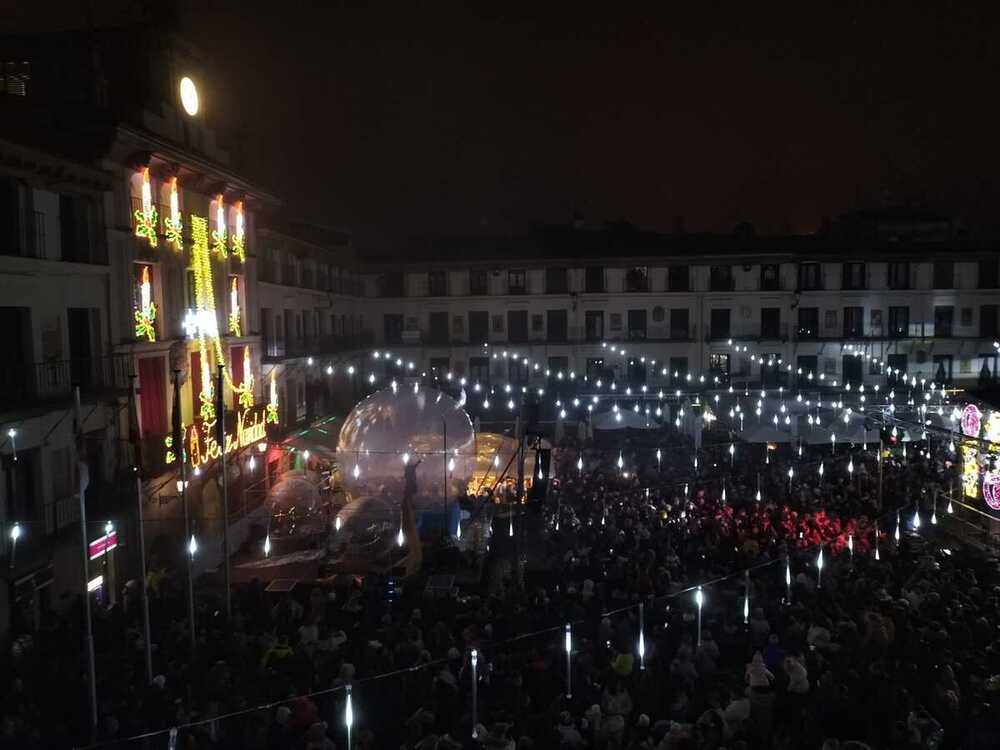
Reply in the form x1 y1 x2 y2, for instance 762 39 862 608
980 354 998 385
887 262 909 289
843 306 864 338
547 310 568 342
626 358 646 383
625 267 648 292
799 263 822 291
709 265 733 292
979 259 999 289
961 308 973 327
546 267 568 294
710 308 730 339
933 261 954 289
609 313 623 332
531 314 544 334
760 352 783 388
709 353 730 378
981 305 999 339
586 358 606 381
1 61 31 96
469 311 489 343
452 315 464 338
60 194 100 263
491 314 504 333
888 306 909 338
428 271 448 296
547 357 569 377
670 308 689 339
797 355 818 381
428 312 449 344
507 310 528 342
627 309 647 340
469 270 489 295
508 358 529 384
842 262 865 290
667 265 689 292
797 307 818 339
933 355 953 384
383 314 404 344
934 306 954 338
469 357 490 384
585 267 605 293
842 355 863 385
887 354 907 378
669 357 688 384
652 306 665 323
379 272 404 297
760 308 781 339
585 310 604 341
508 270 526 294
760 264 780 291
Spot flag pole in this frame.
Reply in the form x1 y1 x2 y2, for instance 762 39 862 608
74 387 98 740
173 371 196 654
129 375 154 684
216 365 232 619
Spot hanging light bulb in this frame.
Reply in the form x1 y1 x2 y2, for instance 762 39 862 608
847 457 854 475
456 517 462 539
656 448 662 468
895 512 901 542
617 452 624 470
576 456 583 474
818 461 824 478
817 546 824 588
448 457 456 472
847 533 854 558
397 523 405 547
335 515 341 532
931 504 938 525
509 516 514 537
721 482 727 502
537 462 544 481
353 463 360 479
947 496 954 514
912 506 921 530
188 534 198 558
743 587 750 624
263 534 271 557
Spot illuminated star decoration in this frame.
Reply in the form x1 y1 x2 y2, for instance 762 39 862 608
133 167 158 247
134 265 157 342
163 176 183 250
211 194 228 258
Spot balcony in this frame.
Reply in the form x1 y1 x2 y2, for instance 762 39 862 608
262 333 375 361
0 354 132 412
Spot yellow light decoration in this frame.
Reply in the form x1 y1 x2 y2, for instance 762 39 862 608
985 412 1000 444
167 403 268 470
199 349 215 423
211 194 228 257
239 346 255 410
228 277 242 336
266 370 279 424
163 176 183 251
133 167 158 247
231 200 246 262
134 265 157 342
962 443 980 498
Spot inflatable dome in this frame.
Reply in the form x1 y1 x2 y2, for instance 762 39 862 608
337 383 475 502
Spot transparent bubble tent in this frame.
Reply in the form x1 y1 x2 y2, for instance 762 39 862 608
337 384 475 502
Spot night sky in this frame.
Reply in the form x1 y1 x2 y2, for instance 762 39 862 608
6 1 1000 247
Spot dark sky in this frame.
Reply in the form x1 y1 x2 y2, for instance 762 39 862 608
7 1 1000 248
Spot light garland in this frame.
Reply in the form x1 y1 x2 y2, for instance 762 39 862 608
266 370 280 424
134 265 157 342
133 167 158 247
164 176 183 250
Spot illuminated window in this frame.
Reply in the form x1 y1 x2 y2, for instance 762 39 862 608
1 61 30 96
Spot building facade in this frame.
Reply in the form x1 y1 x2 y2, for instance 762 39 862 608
357 221 1000 392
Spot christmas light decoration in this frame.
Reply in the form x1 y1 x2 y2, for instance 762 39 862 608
134 265 157 342
267 370 279 424
212 195 228 257
228 277 242 336
134 167 158 247
164 176 183 250
231 200 246 262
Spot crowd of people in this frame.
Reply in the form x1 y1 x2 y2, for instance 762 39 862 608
2 423 999 750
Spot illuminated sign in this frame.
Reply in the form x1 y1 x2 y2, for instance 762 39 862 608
167 403 269 471
984 471 1000 511
87 575 104 592
89 531 118 560
962 404 982 438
